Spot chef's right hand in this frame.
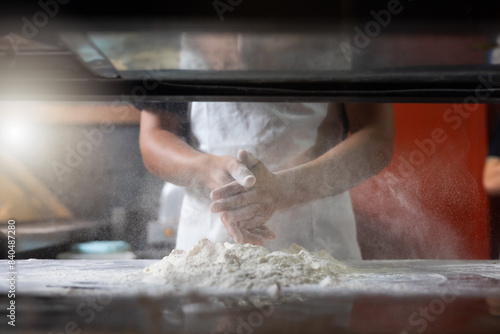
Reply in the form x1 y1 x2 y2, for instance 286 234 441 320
198 154 276 246
192 154 259 242
204 152 277 246
197 154 256 194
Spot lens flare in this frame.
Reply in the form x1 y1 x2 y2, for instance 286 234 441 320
1 119 33 149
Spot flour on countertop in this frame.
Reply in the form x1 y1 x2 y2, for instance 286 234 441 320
124 238 356 290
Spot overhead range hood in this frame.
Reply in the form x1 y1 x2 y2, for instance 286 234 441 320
1 0 500 103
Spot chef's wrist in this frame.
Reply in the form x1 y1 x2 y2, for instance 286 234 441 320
190 153 215 188
274 166 315 210
274 171 296 211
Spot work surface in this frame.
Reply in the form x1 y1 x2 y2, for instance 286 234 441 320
1 259 500 333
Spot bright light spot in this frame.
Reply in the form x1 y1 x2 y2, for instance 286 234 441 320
1 120 33 149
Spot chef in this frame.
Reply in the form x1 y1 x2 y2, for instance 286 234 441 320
138 33 394 260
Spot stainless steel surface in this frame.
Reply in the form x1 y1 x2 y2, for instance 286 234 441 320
1 259 499 333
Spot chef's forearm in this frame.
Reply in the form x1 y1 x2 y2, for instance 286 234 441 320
141 129 206 185
139 111 206 187
275 126 393 210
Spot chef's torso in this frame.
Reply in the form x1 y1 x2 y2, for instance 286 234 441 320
176 102 361 260
175 33 361 260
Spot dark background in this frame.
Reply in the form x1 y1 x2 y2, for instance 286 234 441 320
2 0 499 54
1 0 499 20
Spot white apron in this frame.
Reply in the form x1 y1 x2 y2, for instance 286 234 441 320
175 34 361 260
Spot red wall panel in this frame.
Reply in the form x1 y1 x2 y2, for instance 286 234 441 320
351 103 490 259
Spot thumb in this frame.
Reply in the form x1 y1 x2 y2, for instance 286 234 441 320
228 159 256 187
237 150 260 169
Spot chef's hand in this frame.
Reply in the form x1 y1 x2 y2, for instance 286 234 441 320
210 150 280 243
234 225 277 246
195 154 256 195
191 154 256 240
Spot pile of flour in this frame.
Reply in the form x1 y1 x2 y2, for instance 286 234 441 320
125 238 355 290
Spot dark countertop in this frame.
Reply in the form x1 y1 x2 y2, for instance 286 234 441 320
1 259 499 333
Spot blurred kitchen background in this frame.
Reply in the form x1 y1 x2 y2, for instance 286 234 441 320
1 101 498 260
1 0 499 261
0 102 170 259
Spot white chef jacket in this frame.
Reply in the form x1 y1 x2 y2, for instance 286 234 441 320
173 33 361 260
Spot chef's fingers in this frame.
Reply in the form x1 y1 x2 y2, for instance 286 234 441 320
248 226 276 240
240 228 265 246
227 158 256 187
221 204 260 224
236 215 267 230
254 225 274 233
237 149 260 169
220 213 243 243
233 223 244 244
210 189 257 213
211 180 248 200
227 222 243 244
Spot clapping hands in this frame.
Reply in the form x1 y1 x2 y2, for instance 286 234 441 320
210 150 279 246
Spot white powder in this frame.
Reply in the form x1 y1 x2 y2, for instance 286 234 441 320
125 238 355 290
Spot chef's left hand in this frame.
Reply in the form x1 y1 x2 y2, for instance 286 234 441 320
210 150 281 235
